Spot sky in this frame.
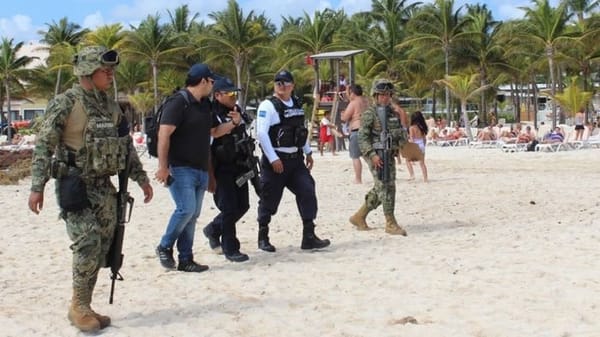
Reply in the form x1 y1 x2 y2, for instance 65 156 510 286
0 0 549 44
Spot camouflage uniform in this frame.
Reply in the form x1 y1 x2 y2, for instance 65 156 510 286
349 79 407 235
30 46 149 331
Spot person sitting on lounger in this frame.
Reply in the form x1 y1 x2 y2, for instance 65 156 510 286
543 127 564 143
477 125 497 141
517 125 535 143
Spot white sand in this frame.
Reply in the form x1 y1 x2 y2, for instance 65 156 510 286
1 146 599 337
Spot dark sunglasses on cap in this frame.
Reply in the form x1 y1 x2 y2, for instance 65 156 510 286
75 49 119 65
375 82 394 91
100 50 119 65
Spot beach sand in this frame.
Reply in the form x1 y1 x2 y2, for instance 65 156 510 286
1 146 599 336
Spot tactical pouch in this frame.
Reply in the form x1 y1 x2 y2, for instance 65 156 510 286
89 137 127 175
58 174 91 212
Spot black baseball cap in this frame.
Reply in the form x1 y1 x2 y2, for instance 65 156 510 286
212 77 240 92
274 70 294 83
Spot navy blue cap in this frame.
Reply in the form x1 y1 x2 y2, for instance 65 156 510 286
187 63 219 81
213 77 240 92
274 70 294 83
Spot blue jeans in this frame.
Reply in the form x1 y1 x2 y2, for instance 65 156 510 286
159 166 208 262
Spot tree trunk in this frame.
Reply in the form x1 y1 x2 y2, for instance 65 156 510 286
5 80 13 140
54 68 62 97
547 47 557 128
235 57 244 111
431 86 437 118
462 101 472 141
444 49 451 123
152 62 159 113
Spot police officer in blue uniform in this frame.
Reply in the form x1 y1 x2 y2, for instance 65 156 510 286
255 70 330 252
203 77 253 262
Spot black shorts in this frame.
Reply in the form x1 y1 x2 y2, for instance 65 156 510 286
575 125 584 130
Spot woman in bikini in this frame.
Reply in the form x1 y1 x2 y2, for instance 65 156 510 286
406 111 429 182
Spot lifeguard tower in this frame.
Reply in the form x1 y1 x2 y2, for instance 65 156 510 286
309 50 364 147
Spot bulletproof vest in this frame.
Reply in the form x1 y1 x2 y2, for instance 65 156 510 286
368 104 406 151
211 103 249 164
267 95 308 148
57 87 128 176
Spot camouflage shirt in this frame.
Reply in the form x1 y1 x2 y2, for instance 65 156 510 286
31 84 149 192
358 104 406 159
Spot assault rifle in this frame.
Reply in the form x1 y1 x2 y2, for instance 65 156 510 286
235 135 261 196
234 112 261 196
375 106 392 183
105 142 134 304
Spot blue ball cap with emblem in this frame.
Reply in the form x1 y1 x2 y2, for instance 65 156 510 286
274 70 294 83
212 77 240 92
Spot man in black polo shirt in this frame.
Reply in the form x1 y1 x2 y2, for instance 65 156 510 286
155 64 235 272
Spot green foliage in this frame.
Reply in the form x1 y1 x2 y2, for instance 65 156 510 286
1 0 600 129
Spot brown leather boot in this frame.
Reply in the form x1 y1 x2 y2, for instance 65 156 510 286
83 289 111 329
349 203 371 230
90 310 111 329
68 289 101 332
384 214 407 236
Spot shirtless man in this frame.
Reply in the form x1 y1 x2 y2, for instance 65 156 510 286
341 84 369 183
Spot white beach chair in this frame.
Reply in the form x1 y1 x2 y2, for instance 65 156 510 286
582 132 600 149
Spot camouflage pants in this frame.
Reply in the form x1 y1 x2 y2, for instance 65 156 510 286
59 177 117 292
364 154 396 215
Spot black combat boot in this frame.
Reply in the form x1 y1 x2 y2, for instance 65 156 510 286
301 221 331 250
258 225 276 252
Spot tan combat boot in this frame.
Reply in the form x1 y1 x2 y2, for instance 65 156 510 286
349 203 371 230
384 214 407 236
84 285 111 329
68 289 101 332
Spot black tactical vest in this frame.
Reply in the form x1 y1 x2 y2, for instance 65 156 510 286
267 95 308 148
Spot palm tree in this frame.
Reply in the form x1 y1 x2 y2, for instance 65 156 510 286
367 0 421 81
519 0 574 127
277 9 346 106
203 0 272 108
0 38 36 139
117 60 150 95
123 14 190 111
547 76 593 118
435 73 490 140
168 4 200 33
404 0 475 122
463 4 508 125
127 92 155 125
567 0 599 24
38 17 88 96
23 64 59 99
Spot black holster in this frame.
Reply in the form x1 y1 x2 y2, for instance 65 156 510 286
58 173 91 212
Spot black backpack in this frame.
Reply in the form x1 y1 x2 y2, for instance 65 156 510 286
144 90 191 158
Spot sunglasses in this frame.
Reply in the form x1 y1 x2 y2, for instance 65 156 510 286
220 91 238 97
275 81 293 87
375 82 394 91
74 49 120 67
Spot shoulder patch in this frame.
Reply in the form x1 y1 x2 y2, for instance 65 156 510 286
258 110 267 118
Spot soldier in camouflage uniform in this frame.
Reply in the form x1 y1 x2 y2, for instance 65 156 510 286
27 46 154 332
349 79 407 236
